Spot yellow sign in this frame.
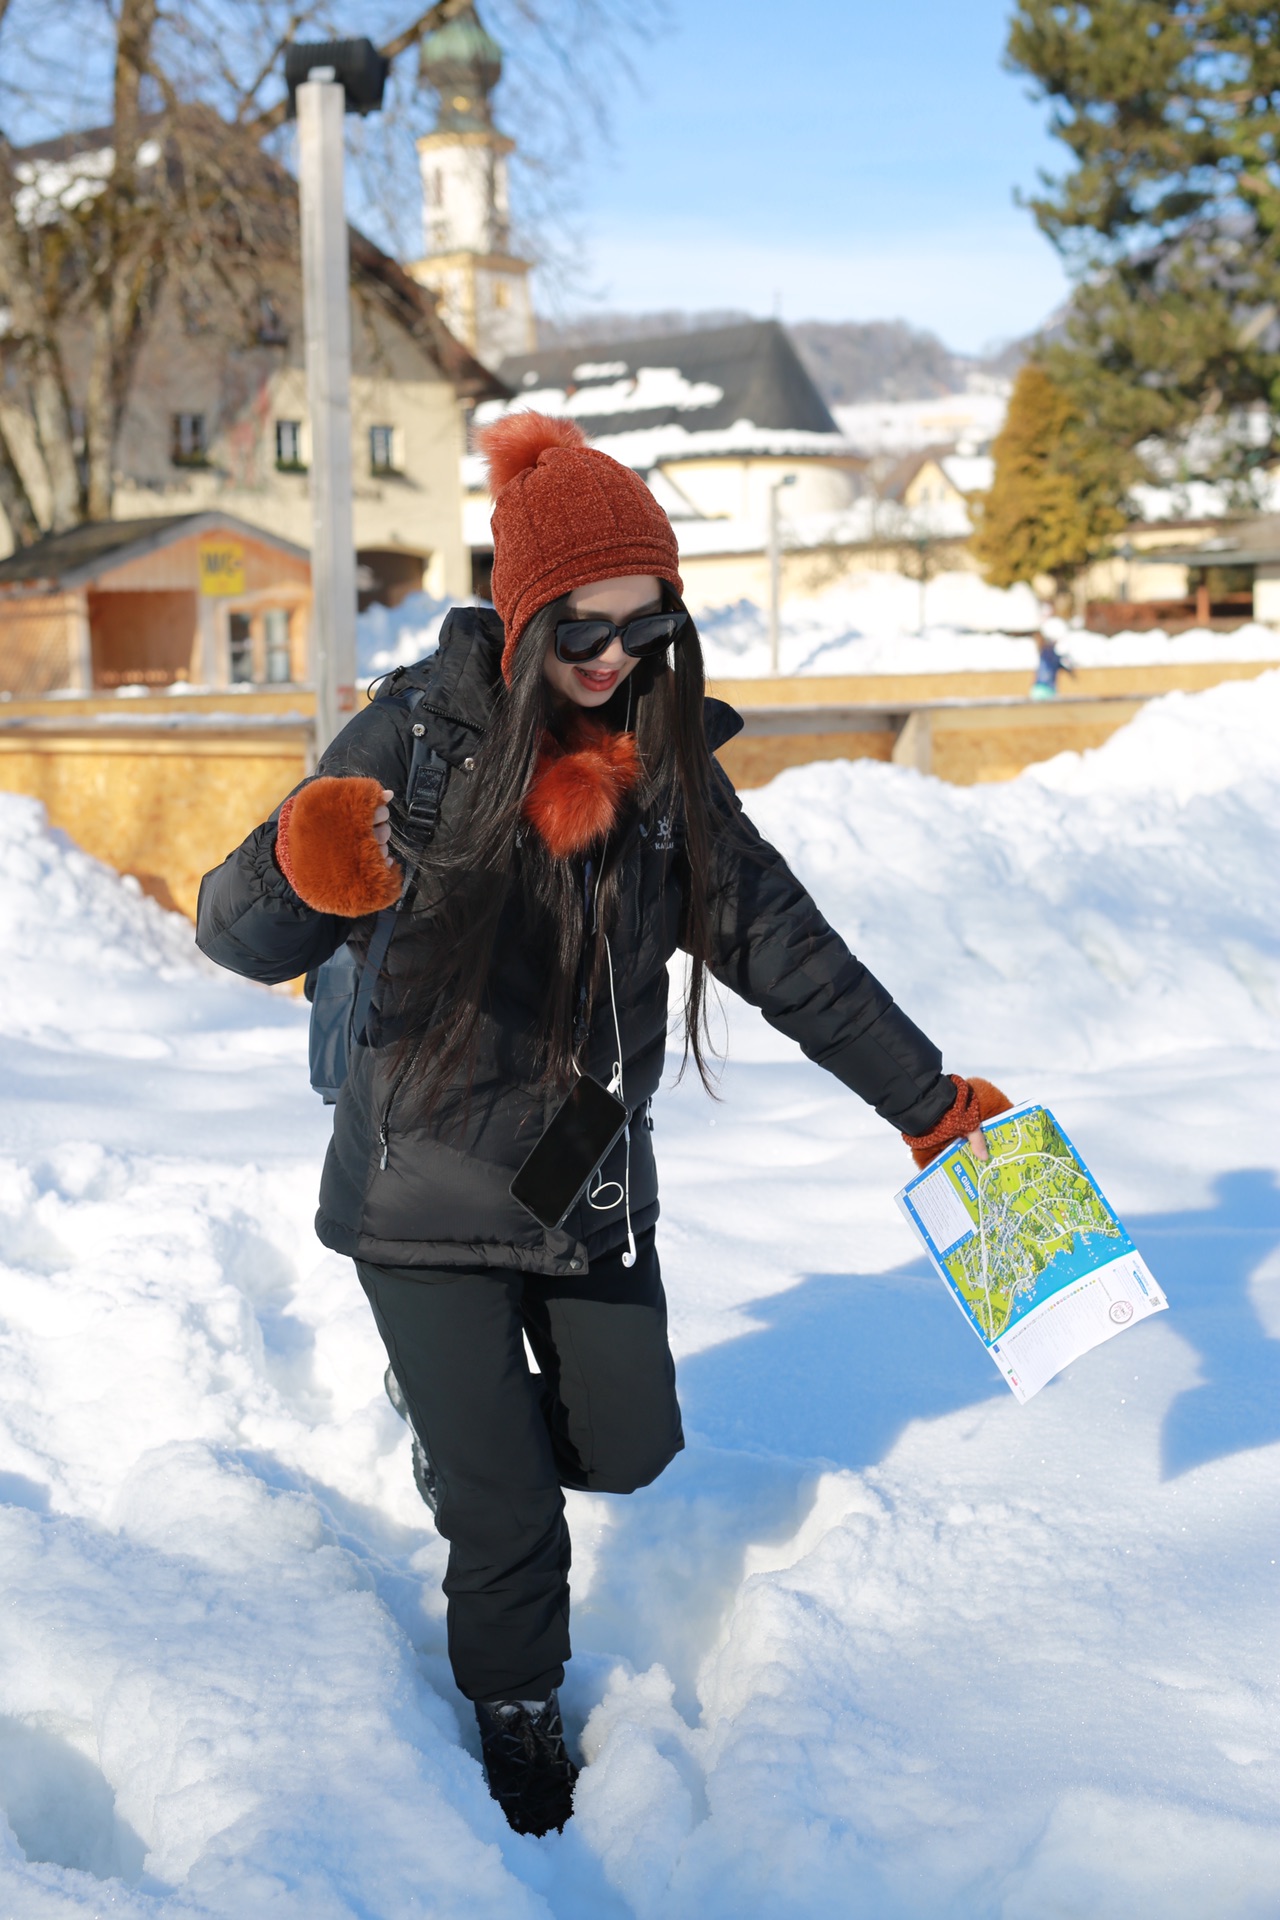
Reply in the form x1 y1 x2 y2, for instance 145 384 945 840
199 539 246 597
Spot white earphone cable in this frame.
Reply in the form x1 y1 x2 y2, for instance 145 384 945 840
587 929 636 1267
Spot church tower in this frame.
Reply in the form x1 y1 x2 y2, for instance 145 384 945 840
409 3 535 371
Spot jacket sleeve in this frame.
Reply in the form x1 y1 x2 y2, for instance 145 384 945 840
194 698 412 986
695 766 956 1136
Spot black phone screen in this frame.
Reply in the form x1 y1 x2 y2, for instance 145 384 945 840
509 1075 629 1230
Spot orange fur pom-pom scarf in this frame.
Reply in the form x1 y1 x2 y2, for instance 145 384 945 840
523 717 641 860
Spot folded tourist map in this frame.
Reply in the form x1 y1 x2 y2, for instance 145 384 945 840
897 1103 1167 1403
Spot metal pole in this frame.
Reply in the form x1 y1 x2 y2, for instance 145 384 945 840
767 474 794 674
297 77 357 756
767 482 781 674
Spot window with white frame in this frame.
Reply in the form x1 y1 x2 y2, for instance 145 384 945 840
275 420 305 469
171 412 208 466
369 424 398 475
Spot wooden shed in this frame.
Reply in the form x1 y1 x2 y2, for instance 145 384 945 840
0 513 312 695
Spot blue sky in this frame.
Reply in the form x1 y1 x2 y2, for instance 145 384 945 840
551 0 1071 354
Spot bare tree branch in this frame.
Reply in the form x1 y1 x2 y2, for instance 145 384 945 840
0 137 82 527
242 0 472 136
0 0 666 541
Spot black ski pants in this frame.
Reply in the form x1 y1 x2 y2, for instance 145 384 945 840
356 1227 684 1704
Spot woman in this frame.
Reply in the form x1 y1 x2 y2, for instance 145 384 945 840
196 414 1008 1838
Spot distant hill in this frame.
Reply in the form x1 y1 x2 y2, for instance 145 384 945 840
787 320 962 402
534 311 1034 406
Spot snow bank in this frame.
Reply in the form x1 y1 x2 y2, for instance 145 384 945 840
357 591 454 681
0 677 1277 1914
733 669 1280 1073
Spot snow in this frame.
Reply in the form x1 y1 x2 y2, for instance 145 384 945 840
357 592 454 680
938 451 994 493
1 671 1277 1914
471 388 861 470
694 585 1280 677
476 368 727 421
833 387 1009 456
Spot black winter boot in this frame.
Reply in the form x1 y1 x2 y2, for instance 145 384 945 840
383 1365 439 1514
475 1692 578 1836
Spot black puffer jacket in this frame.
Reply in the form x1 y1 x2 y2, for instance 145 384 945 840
196 607 956 1275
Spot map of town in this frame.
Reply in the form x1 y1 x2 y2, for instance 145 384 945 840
938 1108 1124 1342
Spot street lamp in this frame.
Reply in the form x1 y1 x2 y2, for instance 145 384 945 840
285 39 388 757
767 472 796 675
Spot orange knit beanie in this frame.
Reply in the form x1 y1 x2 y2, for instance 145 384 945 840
476 412 684 682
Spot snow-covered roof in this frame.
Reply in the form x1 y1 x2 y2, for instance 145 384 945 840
939 453 994 495
586 421 863 468
476 319 859 466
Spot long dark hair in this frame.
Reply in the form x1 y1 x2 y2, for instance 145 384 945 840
391 591 725 1114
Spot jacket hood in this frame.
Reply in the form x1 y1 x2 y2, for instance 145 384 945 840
421 604 507 730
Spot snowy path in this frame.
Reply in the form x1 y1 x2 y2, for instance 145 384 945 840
0 678 1277 1916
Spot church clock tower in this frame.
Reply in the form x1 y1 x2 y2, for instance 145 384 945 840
409 3 535 371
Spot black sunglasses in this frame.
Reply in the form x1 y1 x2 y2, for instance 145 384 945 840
554 609 688 665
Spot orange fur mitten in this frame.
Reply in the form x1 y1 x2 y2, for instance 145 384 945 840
275 776 402 916
904 1074 1012 1169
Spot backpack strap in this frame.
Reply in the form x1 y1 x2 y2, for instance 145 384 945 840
350 693 449 1049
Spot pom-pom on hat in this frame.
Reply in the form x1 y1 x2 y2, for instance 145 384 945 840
476 410 683 682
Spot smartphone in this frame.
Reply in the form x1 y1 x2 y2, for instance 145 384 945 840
510 1075 629 1231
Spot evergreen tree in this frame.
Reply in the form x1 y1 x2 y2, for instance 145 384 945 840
1008 1 1280 492
970 362 1127 593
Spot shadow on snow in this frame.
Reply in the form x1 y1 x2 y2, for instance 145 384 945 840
571 1168 1280 1705
673 1168 1280 1485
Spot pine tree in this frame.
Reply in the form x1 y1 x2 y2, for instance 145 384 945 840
1007 1 1280 492
970 363 1127 593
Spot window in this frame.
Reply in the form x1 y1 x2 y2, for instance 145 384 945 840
275 420 305 470
258 296 287 346
264 608 291 684
171 412 208 466
493 281 510 310
369 424 398 475
228 612 254 683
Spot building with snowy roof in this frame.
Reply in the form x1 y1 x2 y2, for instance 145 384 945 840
464 319 873 602
0 117 504 614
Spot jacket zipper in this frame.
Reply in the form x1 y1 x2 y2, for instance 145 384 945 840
378 1040 423 1171
417 701 485 735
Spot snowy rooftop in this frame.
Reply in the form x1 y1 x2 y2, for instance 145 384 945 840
473 319 862 469
494 320 837 434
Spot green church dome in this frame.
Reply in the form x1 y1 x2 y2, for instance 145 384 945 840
419 4 503 131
